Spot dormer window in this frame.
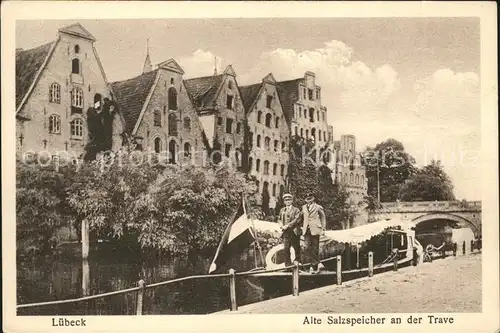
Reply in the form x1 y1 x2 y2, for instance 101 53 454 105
72 58 80 74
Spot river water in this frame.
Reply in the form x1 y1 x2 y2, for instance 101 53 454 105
17 243 283 315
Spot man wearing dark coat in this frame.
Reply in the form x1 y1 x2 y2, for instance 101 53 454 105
278 193 303 268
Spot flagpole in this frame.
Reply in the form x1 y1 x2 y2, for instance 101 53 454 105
244 195 265 268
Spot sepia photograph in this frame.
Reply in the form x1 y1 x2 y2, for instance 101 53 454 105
2 1 498 332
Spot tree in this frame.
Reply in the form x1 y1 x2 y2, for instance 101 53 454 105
287 139 356 229
399 160 455 201
362 138 418 202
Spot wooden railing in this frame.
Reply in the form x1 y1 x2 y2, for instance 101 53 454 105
16 243 480 314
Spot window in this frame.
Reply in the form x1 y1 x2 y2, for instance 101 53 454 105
48 115 61 134
316 90 320 99
74 45 80 53
274 140 278 152
217 117 223 126
168 87 178 110
71 88 83 112
308 89 314 100
280 185 285 196
298 107 301 119
356 175 359 185
309 108 315 122
184 142 192 158
49 83 60 103
350 173 354 183
324 132 327 141
322 111 325 122
168 113 178 136
311 128 316 141
256 159 261 172
266 95 273 108
294 127 298 136
263 160 269 175
281 141 286 151
168 140 176 164
305 129 309 139
265 113 272 128
183 117 191 130
226 118 233 134
361 176 365 185
249 132 253 147
257 111 262 123
280 164 285 176
273 163 277 175
153 110 162 127
228 81 233 90
272 184 277 197
248 157 253 171
303 88 307 99
318 130 322 141
264 137 270 150
225 144 232 157
256 135 261 147
300 128 303 137
72 58 80 74
226 94 233 109
275 117 280 128
154 137 162 153
70 118 83 138
317 110 320 122
170 77 174 85
236 122 241 134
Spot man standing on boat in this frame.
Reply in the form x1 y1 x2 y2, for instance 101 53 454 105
278 193 303 269
302 192 326 274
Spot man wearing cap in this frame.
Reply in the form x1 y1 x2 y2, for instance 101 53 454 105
302 192 326 274
278 193 303 268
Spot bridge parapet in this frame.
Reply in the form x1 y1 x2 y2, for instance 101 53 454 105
375 200 481 213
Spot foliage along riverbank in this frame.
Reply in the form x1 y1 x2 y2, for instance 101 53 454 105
16 154 259 257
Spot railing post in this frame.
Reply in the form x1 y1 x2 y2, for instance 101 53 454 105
229 269 237 311
292 261 299 296
368 251 374 277
136 279 146 315
336 255 342 285
393 249 398 271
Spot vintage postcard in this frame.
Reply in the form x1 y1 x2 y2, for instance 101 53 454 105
2 1 498 332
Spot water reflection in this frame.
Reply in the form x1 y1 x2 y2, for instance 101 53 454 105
17 244 275 315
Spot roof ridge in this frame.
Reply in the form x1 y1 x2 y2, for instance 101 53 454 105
111 68 158 86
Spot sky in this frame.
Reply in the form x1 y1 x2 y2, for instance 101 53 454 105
16 18 481 200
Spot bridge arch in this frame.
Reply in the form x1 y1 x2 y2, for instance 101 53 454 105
411 213 479 235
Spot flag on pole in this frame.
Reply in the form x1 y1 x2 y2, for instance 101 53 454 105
208 196 256 274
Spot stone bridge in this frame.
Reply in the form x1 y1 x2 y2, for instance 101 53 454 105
371 200 482 236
